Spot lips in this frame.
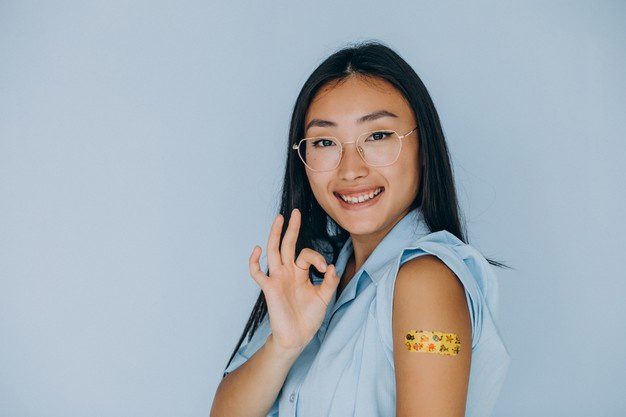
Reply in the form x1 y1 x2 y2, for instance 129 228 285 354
334 185 384 197
333 186 385 209
334 186 382 202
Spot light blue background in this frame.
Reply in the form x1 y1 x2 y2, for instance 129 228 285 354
1 1 624 416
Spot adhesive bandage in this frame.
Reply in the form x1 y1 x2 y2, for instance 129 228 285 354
404 330 461 356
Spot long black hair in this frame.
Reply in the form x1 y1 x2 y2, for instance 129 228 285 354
224 39 512 374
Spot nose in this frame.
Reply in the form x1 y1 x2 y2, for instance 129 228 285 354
336 141 369 179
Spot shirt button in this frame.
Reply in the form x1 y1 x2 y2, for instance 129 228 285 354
289 393 295 402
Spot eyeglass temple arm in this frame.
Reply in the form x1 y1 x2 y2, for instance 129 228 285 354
399 126 418 139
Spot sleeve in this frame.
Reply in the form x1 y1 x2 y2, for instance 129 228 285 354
222 312 273 378
376 231 491 363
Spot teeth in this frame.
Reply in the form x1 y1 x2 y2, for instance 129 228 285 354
338 187 382 204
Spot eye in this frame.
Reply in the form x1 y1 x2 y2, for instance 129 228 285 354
366 131 394 141
311 138 336 148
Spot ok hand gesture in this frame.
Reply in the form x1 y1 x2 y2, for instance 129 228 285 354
249 208 340 354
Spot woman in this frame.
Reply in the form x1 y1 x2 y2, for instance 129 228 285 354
211 40 511 417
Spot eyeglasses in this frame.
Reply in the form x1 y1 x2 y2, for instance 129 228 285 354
292 126 418 172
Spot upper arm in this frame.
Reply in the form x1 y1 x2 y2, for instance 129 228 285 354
392 254 472 417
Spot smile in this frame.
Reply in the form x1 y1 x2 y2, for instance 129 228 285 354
333 187 385 209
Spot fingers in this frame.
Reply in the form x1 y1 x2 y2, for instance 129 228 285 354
280 208 300 265
318 264 340 304
266 213 284 273
249 245 268 289
264 208 328 280
294 248 329 274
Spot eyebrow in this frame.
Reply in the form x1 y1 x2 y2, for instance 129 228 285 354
305 109 399 133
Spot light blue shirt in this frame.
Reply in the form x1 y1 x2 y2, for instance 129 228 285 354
223 206 511 416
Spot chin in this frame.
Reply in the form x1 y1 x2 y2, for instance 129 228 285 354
333 208 387 234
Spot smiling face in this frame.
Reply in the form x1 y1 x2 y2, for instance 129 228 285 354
303 75 421 238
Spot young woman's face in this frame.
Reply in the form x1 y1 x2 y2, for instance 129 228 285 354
303 75 421 237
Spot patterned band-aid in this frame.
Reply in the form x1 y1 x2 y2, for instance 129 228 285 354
404 330 461 355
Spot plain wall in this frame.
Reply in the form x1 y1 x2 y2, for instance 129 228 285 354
1 1 624 416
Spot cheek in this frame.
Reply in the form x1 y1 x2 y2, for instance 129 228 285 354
305 173 332 201
391 151 420 193
401 140 419 165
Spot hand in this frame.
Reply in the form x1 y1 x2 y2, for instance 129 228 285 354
249 208 340 354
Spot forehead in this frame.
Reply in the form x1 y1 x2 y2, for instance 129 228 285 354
304 76 413 127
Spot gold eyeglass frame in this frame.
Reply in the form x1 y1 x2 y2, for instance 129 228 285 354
292 126 418 172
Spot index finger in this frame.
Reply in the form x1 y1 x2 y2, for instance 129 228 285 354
266 213 284 273
280 208 300 265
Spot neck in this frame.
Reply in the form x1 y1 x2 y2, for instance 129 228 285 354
348 207 411 272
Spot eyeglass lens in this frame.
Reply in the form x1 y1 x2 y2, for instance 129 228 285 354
298 130 401 171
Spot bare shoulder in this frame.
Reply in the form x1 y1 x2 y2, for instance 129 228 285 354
395 254 466 308
393 254 470 336
392 254 472 417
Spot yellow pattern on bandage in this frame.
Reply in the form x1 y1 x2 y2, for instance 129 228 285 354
404 330 461 356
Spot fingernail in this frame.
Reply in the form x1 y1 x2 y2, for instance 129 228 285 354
319 262 327 272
